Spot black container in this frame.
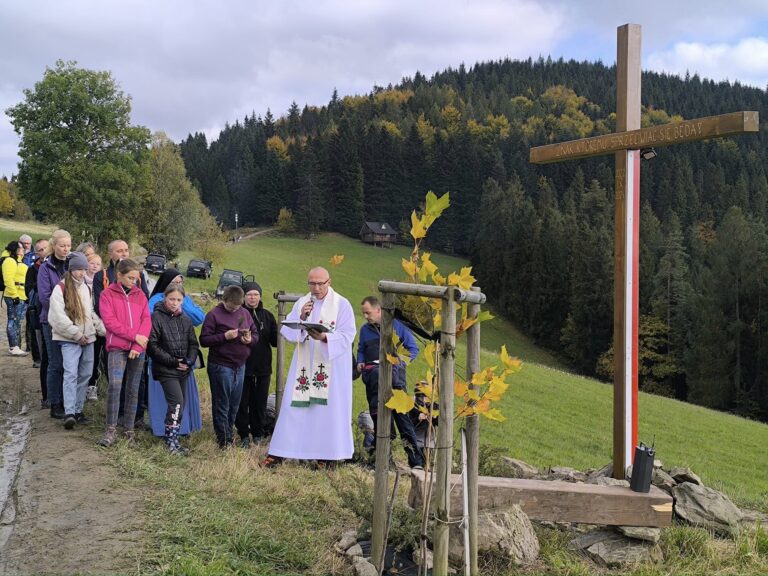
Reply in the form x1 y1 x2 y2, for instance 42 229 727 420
629 443 655 493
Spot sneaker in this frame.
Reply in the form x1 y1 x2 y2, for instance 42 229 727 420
9 346 28 357
50 403 65 419
40 399 50 410
124 430 137 447
411 465 424 472
240 437 251 449
75 413 90 425
99 427 117 447
86 386 98 401
133 418 148 431
169 443 190 457
63 414 76 430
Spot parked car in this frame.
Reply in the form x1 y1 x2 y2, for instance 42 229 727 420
215 268 254 298
186 258 213 279
144 253 167 275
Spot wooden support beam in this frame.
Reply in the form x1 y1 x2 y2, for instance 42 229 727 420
465 287 481 576
273 291 302 417
408 472 673 528
530 111 759 164
377 280 487 304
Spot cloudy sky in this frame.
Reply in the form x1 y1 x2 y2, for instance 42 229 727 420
2 0 768 178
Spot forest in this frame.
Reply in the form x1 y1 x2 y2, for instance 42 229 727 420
179 57 768 422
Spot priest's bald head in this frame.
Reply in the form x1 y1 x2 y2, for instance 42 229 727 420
307 267 331 299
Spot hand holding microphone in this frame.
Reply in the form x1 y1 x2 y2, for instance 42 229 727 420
301 294 317 320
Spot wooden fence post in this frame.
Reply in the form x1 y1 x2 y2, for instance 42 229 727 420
371 291 396 573
465 286 481 575
274 292 302 417
433 287 457 574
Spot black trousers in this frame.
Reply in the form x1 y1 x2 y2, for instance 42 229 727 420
26 311 40 361
158 374 188 426
89 335 106 387
362 366 424 468
235 372 271 440
37 328 48 401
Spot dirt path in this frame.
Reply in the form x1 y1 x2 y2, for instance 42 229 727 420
0 311 145 574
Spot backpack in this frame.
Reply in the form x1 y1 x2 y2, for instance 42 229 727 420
0 255 8 293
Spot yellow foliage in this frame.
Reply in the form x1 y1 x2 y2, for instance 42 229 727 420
374 119 403 138
385 389 415 414
432 272 446 286
401 258 417 278
447 266 476 290
441 104 462 133
329 254 345 266
454 379 468 397
421 253 438 276
483 408 506 422
424 342 436 369
425 191 450 219
386 353 401 366
410 211 427 239
266 135 290 162
373 88 414 108
416 114 436 147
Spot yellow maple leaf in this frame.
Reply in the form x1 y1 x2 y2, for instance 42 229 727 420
456 404 475 418
417 404 439 417
425 190 450 218
482 408 506 422
432 272 446 286
474 398 491 413
385 388 415 414
385 353 401 366
329 254 345 266
421 252 438 276
447 266 476 290
500 345 523 373
485 377 509 401
424 342 436 369
471 366 497 386
410 211 427 239
454 379 468 397
401 258 418 278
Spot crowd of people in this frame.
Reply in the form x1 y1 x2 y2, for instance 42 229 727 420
3 233 432 468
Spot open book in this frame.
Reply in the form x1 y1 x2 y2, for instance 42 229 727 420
281 320 331 333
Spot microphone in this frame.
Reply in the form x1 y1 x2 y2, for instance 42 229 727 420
304 294 316 320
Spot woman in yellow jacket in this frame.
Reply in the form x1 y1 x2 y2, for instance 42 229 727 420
3 240 29 356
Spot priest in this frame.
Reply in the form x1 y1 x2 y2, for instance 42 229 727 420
262 267 356 466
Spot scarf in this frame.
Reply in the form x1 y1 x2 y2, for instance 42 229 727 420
291 287 340 407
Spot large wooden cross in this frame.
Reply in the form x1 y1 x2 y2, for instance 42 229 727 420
530 24 759 479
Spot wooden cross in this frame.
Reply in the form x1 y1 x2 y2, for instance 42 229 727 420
530 24 759 479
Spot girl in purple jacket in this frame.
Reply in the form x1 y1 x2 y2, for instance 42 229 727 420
98 258 152 447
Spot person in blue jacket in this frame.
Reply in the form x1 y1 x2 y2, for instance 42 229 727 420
356 295 423 469
147 268 205 437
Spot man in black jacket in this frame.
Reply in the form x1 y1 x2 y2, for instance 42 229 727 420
236 281 278 447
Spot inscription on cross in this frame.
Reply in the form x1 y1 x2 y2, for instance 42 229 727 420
529 24 759 479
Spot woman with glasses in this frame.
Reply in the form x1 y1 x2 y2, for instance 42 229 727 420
147 268 205 437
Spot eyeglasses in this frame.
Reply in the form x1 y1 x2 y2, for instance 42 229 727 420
307 279 329 287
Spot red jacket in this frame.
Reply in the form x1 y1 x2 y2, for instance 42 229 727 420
99 282 152 354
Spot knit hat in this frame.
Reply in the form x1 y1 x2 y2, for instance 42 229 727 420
67 251 89 272
243 281 262 295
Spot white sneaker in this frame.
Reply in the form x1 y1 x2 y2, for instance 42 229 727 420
9 346 28 356
87 386 98 401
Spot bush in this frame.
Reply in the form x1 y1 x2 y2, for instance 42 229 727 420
275 207 296 234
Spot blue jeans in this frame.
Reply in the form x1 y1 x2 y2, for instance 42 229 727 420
59 341 94 415
42 323 64 406
207 362 245 447
4 297 27 348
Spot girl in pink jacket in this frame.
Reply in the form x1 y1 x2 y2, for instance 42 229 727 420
98 258 151 447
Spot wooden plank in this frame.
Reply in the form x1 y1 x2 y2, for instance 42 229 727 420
530 111 759 164
408 472 673 528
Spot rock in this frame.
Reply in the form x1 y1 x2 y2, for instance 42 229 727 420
740 509 768 528
449 506 539 566
412 545 433 569
585 463 613 482
500 456 539 479
548 466 587 483
569 529 616 551
588 476 630 488
673 482 743 536
617 526 661 543
335 530 357 552
586 533 662 567
653 459 664 469
352 557 378 576
669 467 702 486
651 468 676 494
346 544 363 557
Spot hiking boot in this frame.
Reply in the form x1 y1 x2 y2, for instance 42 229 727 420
260 455 283 468
32 360 41 368
99 426 117 447
86 386 98 401
133 418 148 431
123 430 137 447
50 403 65 419
40 399 50 410
8 346 28 357
63 414 76 430
240 437 251 449
75 413 90 425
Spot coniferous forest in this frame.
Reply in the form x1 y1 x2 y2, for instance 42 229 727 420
179 57 768 422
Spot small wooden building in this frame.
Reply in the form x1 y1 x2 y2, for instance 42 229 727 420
359 221 397 248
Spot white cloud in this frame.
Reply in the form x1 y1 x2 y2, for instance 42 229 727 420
647 37 768 88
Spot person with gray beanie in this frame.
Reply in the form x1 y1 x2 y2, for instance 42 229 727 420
47 252 105 429
235 281 278 446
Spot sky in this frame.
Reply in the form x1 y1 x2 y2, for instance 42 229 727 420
2 0 768 179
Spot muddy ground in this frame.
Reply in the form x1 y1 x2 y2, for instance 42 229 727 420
0 307 145 575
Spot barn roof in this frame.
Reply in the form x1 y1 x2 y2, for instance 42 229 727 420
361 221 397 236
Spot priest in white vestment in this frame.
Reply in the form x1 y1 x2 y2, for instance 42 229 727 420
264 267 356 463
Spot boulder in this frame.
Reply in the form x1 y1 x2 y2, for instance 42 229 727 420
353 557 378 576
570 529 661 566
548 466 587 483
335 529 358 553
740 509 768 528
653 459 664 470
588 476 630 488
346 544 363 557
500 457 539 479
449 506 539 566
669 467 702 486
617 526 661 543
651 468 676 495
412 545 433 569
673 482 742 536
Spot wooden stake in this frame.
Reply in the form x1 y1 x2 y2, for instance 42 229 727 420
273 292 302 417
433 288 457 574
465 287 481 575
371 291 396 573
